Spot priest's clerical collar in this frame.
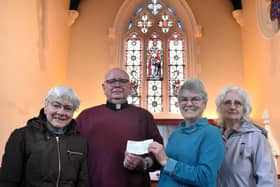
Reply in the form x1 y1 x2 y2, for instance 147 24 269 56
106 101 128 111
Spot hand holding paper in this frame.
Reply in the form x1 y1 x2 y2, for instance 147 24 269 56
126 139 153 155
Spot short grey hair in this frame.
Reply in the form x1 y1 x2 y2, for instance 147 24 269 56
177 78 208 102
45 86 80 110
216 85 252 122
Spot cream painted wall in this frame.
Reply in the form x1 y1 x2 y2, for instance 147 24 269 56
241 0 280 144
67 0 124 112
67 0 244 118
186 0 244 117
0 0 70 163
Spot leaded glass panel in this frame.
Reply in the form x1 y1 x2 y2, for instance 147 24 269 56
128 21 133 30
177 21 183 30
134 6 143 16
167 6 176 16
147 80 163 112
137 13 153 34
125 32 142 106
147 0 162 15
123 0 186 114
158 13 173 33
168 32 185 113
147 32 163 80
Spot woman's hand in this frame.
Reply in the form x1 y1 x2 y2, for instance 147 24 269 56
148 141 168 166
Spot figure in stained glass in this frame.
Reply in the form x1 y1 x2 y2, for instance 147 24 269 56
123 0 186 113
148 52 161 78
147 33 163 80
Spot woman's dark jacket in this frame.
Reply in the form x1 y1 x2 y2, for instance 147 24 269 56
0 109 89 187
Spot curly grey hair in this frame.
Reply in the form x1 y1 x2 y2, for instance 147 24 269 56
216 85 252 122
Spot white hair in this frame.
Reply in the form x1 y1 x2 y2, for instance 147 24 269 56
45 86 80 110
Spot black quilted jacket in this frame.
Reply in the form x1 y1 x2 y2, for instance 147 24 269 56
0 109 89 187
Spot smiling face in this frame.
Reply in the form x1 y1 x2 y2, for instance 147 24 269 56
178 89 206 125
44 98 74 129
102 68 131 104
220 90 245 123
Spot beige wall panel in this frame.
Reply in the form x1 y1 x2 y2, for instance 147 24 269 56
0 0 70 163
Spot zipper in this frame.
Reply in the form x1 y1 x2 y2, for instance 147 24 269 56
67 150 83 156
56 136 61 187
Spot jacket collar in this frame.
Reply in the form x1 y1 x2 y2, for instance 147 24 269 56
26 108 79 136
224 121 263 139
178 118 208 133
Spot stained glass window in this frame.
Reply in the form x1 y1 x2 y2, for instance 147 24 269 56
125 32 142 106
146 32 163 112
123 0 186 113
168 32 185 113
147 32 163 80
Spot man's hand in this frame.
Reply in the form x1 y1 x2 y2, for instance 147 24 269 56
123 151 144 171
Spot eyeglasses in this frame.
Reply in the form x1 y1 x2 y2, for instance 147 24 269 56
105 79 129 84
222 100 243 108
49 101 74 112
178 96 203 104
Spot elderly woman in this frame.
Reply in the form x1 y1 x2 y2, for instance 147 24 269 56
148 78 225 187
0 86 89 187
216 86 278 187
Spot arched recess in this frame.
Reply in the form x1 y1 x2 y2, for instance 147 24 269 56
109 0 202 77
109 0 202 117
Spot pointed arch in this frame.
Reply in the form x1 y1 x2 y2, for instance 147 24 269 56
109 0 202 116
109 0 201 77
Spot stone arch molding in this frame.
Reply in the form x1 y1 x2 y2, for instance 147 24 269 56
109 0 202 76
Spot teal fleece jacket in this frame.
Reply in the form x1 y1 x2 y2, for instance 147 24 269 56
158 118 225 187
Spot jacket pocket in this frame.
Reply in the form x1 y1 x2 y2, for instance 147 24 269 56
66 149 84 173
67 150 83 156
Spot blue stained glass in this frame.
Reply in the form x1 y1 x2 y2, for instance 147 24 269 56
167 6 176 16
128 21 133 30
177 21 183 30
147 0 162 15
134 6 143 16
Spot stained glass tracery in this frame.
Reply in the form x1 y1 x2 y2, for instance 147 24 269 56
137 13 153 34
158 13 173 33
147 0 163 15
124 0 186 113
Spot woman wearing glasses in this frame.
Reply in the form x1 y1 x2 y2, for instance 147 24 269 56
148 78 225 187
0 86 89 187
216 86 278 187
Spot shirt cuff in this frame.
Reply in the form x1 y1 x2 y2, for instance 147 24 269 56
163 158 177 176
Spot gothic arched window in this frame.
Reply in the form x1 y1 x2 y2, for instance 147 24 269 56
123 0 186 114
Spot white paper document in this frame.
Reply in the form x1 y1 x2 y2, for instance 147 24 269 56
126 139 153 155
